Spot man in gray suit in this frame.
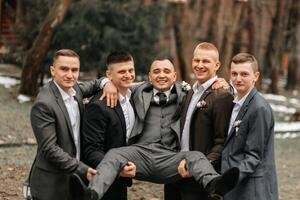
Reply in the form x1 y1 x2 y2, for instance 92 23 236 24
221 53 278 200
75 58 239 200
29 49 100 200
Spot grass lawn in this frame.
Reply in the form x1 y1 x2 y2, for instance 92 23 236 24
0 85 299 199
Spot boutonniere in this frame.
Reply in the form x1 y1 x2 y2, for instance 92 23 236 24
196 100 207 108
233 120 242 135
181 81 191 92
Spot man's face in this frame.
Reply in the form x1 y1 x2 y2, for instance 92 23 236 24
106 61 135 92
230 62 259 98
192 48 220 84
50 55 80 92
148 60 177 92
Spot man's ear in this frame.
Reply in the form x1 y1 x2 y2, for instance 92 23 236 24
173 71 177 82
215 61 221 71
50 65 55 77
254 71 260 82
148 72 152 83
106 70 112 80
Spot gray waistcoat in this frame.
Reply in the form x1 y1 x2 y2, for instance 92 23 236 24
135 94 179 150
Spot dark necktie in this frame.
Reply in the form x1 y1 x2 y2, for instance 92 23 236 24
157 92 167 105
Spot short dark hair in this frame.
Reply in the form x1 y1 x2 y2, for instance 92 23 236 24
231 53 259 72
52 49 79 64
106 51 133 69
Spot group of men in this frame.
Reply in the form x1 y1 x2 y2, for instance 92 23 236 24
28 42 278 200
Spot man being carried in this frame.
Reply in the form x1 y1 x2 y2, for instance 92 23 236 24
73 58 239 200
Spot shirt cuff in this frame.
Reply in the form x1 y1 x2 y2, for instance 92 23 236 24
100 78 110 89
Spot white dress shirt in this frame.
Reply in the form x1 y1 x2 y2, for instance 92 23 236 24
181 76 218 151
119 90 135 142
54 82 81 160
227 89 252 136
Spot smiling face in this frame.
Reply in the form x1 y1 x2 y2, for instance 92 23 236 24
106 60 135 95
192 47 220 84
50 55 80 92
148 59 177 92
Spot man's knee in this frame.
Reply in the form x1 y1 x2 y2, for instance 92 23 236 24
185 151 206 162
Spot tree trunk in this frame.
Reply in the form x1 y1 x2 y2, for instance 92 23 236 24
266 0 291 94
219 1 245 80
19 0 72 97
285 0 300 90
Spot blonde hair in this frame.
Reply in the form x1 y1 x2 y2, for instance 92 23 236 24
194 42 219 60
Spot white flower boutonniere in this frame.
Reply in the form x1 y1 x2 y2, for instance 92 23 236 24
196 100 207 108
233 120 242 135
181 81 191 92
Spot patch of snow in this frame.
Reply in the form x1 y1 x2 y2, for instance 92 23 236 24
289 98 300 105
262 93 287 102
270 103 296 114
0 76 20 88
275 122 300 132
17 94 31 103
275 132 300 139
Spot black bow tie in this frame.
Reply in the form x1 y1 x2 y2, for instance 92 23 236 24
157 92 167 105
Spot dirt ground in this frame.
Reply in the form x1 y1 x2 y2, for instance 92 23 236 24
0 138 300 200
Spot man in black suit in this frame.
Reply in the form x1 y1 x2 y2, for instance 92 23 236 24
80 51 137 200
29 49 100 200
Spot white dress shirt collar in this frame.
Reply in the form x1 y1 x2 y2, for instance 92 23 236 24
192 76 218 94
54 81 77 100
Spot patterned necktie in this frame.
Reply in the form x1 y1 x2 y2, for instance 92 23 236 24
157 92 167 105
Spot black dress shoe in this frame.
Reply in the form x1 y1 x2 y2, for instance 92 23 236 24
69 173 88 200
206 167 239 198
84 188 99 200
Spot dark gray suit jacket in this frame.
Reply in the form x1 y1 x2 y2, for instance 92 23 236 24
29 80 100 200
221 88 278 200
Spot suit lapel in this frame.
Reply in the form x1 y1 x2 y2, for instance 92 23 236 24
133 83 153 121
198 87 212 102
114 103 127 136
180 90 193 132
50 81 75 142
73 84 84 116
225 88 258 145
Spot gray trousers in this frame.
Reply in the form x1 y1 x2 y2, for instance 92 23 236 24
89 143 219 199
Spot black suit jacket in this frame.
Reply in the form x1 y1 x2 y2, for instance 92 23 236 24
81 92 130 200
164 87 233 200
29 80 101 200
181 87 234 170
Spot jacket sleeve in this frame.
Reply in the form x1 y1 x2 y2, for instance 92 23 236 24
236 106 272 182
207 91 233 163
81 101 107 168
31 102 88 174
77 77 106 98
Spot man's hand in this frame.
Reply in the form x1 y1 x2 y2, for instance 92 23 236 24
100 81 118 108
86 167 97 181
178 159 191 178
212 78 229 90
119 161 136 178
